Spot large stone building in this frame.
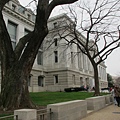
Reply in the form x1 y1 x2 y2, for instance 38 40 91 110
0 0 108 92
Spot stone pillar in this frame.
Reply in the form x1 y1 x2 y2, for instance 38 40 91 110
14 109 37 120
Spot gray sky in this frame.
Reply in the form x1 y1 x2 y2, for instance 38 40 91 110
19 0 120 76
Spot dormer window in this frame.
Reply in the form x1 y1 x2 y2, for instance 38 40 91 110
12 4 16 11
53 22 58 28
18 6 25 14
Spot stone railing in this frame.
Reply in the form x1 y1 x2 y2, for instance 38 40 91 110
47 100 87 120
86 96 106 111
11 95 113 120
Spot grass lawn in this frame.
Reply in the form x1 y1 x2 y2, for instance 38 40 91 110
30 91 108 106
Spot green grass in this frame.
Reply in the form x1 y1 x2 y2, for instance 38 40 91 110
30 91 108 106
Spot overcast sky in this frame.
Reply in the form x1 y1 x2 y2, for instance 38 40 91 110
19 0 120 77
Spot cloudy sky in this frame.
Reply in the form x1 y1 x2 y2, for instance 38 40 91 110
19 0 120 76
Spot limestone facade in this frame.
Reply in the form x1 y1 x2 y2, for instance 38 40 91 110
0 0 108 92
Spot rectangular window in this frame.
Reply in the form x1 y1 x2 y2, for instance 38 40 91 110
72 75 75 85
27 14 31 20
54 38 58 46
54 75 58 84
53 22 57 28
7 21 17 49
71 52 73 64
28 75 32 86
80 77 83 86
18 6 25 14
54 51 58 63
37 51 43 65
38 76 44 87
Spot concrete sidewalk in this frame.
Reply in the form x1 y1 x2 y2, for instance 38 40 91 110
81 104 120 120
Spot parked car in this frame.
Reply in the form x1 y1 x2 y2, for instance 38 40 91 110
101 87 110 93
64 86 87 92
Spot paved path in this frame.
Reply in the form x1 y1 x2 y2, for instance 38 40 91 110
81 104 120 120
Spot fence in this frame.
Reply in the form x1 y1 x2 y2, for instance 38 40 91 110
0 115 18 120
37 108 47 120
37 108 53 120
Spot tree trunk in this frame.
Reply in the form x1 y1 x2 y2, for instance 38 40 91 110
0 65 35 110
93 64 100 96
0 0 78 111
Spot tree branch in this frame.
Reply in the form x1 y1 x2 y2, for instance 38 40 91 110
0 0 10 11
47 0 78 19
14 32 34 60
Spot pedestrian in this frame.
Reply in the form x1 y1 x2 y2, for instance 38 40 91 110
86 85 89 92
114 85 120 107
109 87 113 92
111 86 117 105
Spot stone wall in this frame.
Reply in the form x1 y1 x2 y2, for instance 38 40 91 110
47 100 87 120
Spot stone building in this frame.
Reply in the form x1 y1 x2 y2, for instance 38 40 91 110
0 0 108 92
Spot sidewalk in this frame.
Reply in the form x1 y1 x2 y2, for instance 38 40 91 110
81 104 120 120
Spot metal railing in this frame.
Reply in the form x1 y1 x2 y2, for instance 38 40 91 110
37 108 53 120
0 115 18 120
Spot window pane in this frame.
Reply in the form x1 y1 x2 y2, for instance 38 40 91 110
54 75 58 84
54 38 58 46
71 52 73 64
18 6 25 14
28 75 31 86
53 22 57 28
38 76 44 87
72 75 75 85
54 51 58 63
7 21 17 40
37 51 43 65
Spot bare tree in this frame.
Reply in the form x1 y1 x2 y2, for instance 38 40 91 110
0 0 78 110
57 0 120 95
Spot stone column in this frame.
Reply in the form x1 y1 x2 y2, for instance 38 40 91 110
14 109 37 120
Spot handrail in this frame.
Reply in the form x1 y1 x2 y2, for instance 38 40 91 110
37 108 47 112
0 115 18 120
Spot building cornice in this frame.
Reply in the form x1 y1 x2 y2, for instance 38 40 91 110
3 6 35 26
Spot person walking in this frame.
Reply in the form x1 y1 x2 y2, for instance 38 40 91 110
111 86 117 105
114 85 120 107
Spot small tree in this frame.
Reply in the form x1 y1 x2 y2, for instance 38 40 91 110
57 0 120 95
107 73 114 87
0 0 78 110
